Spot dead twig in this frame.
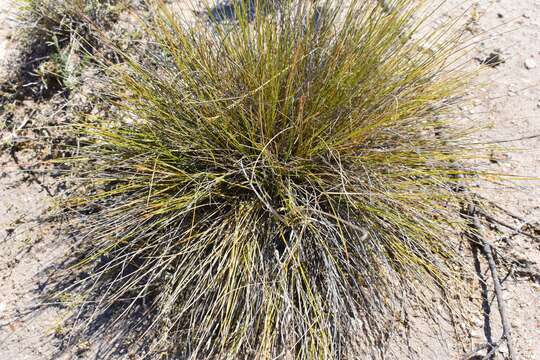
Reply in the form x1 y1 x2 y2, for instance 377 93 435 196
483 337 506 360
461 339 505 360
467 204 516 360
468 133 540 145
497 221 539 243
461 343 490 360
477 207 539 241
487 201 530 223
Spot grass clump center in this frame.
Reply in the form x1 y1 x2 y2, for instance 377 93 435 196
64 0 481 358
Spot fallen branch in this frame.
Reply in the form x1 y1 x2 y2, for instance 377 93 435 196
467 204 516 360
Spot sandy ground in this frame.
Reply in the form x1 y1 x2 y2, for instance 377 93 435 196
0 2 73 358
0 0 539 359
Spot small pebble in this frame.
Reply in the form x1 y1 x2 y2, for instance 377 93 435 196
473 318 484 327
490 151 510 164
524 59 537 70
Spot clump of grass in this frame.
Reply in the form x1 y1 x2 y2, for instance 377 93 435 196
63 0 483 357
1 0 123 99
18 0 119 46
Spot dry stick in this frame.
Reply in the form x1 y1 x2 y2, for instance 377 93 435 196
478 208 539 241
460 343 490 360
483 338 506 360
469 133 540 145
469 205 516 360
478 201 540 245
497 222 535 244
488 201 530 222
489 200 540 232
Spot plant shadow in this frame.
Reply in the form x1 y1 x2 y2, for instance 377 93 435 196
196 0 282 23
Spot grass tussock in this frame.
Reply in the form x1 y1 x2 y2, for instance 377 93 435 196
62 0 484 357
0 0 123 100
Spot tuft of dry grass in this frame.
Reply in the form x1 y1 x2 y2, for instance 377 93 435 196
0 0 122 99
58 0 487 357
